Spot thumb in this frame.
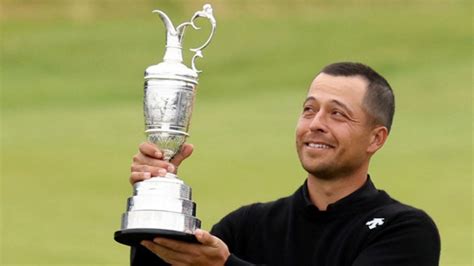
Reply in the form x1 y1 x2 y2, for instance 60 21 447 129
170 143 194 168
195 229 218 247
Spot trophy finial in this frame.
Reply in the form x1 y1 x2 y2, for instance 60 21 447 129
153 4 216 71
152 9 183 63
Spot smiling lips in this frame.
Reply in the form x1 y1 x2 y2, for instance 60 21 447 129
305 142 335 149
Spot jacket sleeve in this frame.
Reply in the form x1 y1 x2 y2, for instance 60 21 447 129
224 254 260 266
212 205 263 266
352 210 440 266
130 238 258 266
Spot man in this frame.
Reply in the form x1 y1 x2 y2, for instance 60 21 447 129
129 62 441 265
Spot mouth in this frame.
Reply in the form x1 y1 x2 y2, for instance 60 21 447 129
304 142 335 150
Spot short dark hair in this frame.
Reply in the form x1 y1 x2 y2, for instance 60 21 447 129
321 62 395 133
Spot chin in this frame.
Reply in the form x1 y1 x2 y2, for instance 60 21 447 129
309 170 337 180
302 164 335 180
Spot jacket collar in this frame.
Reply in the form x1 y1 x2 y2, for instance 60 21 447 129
297 175 383 217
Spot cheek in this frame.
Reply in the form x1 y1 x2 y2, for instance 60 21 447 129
340 130 371 151
295 119 308 138
331 125 366 149
328 122 350 138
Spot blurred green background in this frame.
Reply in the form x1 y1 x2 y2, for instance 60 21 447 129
1 0 472 265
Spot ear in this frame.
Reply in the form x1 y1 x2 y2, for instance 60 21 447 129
367 126 388 154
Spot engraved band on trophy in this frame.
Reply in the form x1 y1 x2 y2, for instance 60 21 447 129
114 4 216 246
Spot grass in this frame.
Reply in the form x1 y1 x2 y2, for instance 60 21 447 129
1 1 472 265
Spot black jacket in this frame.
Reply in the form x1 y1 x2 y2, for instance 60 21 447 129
131 178 440 265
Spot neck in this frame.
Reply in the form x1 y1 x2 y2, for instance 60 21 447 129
306 167 368 211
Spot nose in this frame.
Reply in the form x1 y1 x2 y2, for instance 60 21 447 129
309 111 328 133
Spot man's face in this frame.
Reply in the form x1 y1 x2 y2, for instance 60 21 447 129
296 73 375 179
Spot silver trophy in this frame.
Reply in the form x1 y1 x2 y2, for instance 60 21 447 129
114 4 216 246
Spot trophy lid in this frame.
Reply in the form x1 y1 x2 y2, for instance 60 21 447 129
145 61 198 84
145 4 216 84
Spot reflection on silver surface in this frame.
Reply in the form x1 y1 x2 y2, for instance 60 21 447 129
133 176 191 200
144 79 194 160
120 174 200 234
127 195 196 215
121 210 201 233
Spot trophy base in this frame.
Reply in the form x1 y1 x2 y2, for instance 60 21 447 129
114 228 199 246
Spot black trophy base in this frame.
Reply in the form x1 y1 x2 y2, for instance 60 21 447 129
114 228 199 246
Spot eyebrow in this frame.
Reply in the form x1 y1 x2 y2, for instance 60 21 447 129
303 97 355 116
302 96 316 106
331 99 354 116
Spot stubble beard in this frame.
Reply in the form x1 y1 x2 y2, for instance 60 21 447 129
301 155 362 181
297 140 364 181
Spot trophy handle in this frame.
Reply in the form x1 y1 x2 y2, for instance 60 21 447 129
176 4 217 73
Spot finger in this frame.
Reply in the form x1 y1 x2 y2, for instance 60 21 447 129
129 172 152 184
153 237 195 253
132 153 175 172
138 142 163 159
170 143 194 167
131 164 173 177
141 240 193 264
195 229 219 247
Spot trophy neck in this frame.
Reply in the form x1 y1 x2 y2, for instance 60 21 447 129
154 8 185 64
163 45 183 63
163 26 184 63
162 150 174 162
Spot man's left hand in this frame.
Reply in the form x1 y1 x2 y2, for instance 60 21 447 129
141 229 230 266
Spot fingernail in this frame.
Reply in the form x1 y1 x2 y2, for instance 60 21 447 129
155 151 162 158
158 169 167 176
144 172 151 179
167 164 175 172
153 237 162 244
140 240 147 246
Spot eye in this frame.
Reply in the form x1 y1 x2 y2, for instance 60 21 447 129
302 106 316 117
332 110 347 118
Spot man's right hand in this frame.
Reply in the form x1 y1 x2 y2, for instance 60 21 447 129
130 142 194 184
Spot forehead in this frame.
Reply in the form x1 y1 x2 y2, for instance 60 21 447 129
307 73 368 107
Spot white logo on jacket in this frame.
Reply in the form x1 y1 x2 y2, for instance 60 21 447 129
366 218 385 229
